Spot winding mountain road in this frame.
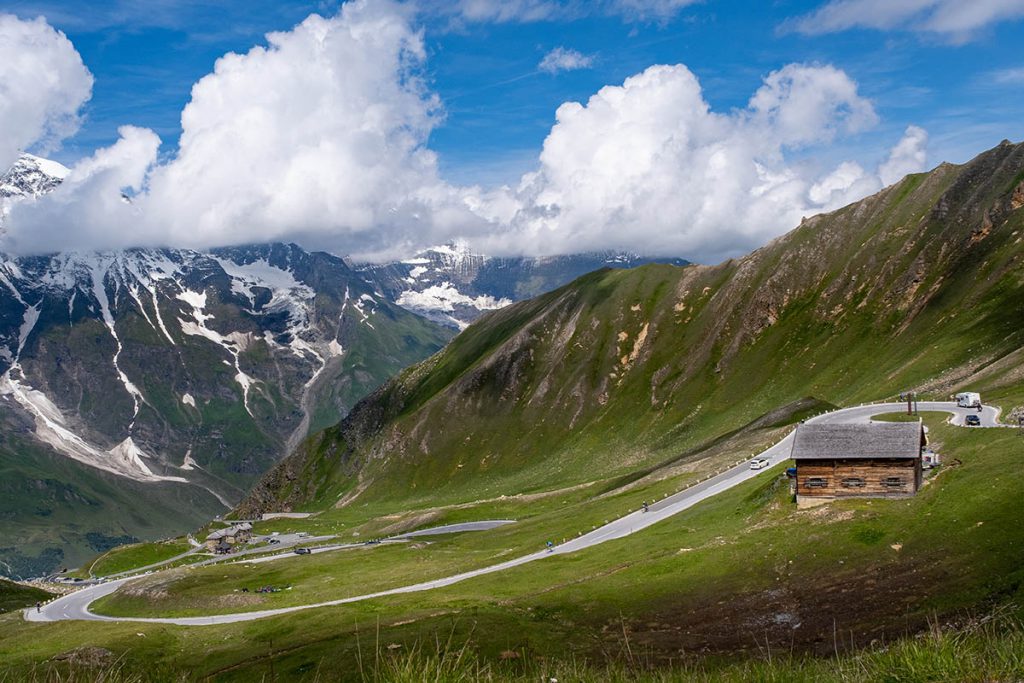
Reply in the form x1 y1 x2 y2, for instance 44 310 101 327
26 401 1003 626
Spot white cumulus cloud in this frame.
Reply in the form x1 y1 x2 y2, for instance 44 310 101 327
878 125 929 185
4 126 160 254
5 3 930 265
0 14 93 171
787 0 1024 42
539 47 594 74
472 64 926 262
4 0 483 255
747 63 879 147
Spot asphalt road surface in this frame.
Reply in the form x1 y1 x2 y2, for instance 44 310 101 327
27 402 1002 626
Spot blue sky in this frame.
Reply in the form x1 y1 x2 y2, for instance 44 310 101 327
1 0 1023 259
9 0 1022 178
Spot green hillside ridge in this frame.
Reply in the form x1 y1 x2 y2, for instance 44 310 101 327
240 139 1024 518
0 579 51 616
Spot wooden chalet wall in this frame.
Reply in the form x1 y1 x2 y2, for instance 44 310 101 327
796 458 922 498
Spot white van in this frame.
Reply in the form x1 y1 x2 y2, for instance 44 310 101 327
955 392 981 408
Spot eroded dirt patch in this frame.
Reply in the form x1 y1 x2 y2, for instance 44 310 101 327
607 558 950 660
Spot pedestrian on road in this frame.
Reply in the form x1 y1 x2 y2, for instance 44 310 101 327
35 601 41 613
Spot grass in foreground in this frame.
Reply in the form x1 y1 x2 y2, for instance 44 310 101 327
2 610 1022 682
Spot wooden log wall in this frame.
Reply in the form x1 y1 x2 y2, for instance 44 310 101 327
796 458 920 498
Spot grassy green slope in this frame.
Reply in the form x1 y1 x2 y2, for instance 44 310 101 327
0 435 224 578
83 540 193 578
0 579 50 615
241 140 1024 516
2 413 1022 680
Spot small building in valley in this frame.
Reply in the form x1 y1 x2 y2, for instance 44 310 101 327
204 522 253 552
790 421 925 507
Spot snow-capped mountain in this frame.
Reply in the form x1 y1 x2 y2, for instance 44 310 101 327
0 243 451 575
359 242 689 328
0 153 68 201
0 157 454 575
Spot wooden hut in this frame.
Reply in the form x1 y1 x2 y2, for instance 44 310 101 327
790 421 925 507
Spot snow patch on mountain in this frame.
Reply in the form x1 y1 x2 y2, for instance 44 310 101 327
348 292 378 329
397 283 510 329
361 243 689 329
175 289 261 417
88 255 148 424
212 257 315 328
0 364 186 483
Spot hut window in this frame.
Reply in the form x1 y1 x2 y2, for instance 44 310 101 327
804 477 828 488
841 477 866 488
882 476 906 488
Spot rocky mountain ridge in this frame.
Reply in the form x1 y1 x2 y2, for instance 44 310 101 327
358 242 689 328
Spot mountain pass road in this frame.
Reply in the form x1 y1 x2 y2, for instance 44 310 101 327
26 401 1003 626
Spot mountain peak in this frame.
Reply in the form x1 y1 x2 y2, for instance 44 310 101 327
17 153 70 180
0 153 69 201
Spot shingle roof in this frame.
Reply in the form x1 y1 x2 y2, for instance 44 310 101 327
790 422 923 460
205 523 253 541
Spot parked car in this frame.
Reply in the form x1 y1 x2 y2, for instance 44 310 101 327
293 547 311 555
749 457 770 470
965 414 981 426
